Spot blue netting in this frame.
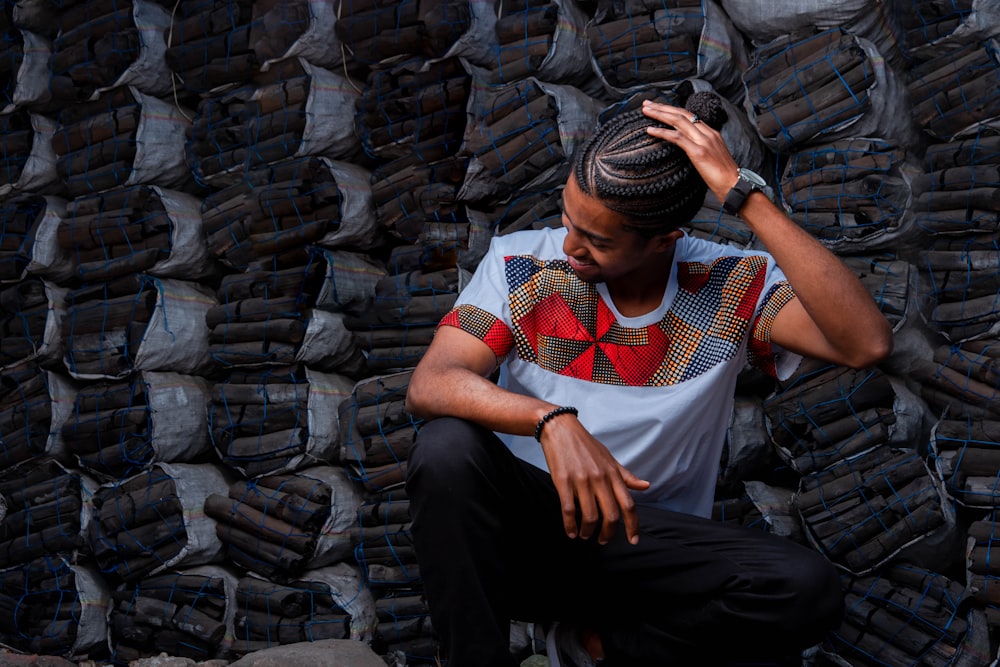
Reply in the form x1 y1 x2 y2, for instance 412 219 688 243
188 58 327 186
204 298 305 373
915 340 1000 420
0 108 31 190
827 564 970 666
334 0 470 65
0 459 85 568
488 2 561 85
0 25 19 110
62 376 152 478
345 268 459 374
841 255 911 332
687 190 757 248
794 448 945 574
931 412 1000 507
89 467 186 583
764 364 898 475
338 371 421 493
359 56 468 164
111 570 230 664
917 234 1000 341
0 194 44 282
0 277 49 369
908 39 1000 139
165 0 258 94
746 27 874 153
371 155 468 243
208 472 333 580
711 494 769 532
491 186 562 237
896 0 973 54
355 489 417 588
967 511 1000 630
208 366 311 476
49 0 141 101
201 157 343 270
0 556 85 655
467 78 567 202
917 128 1000 236
52 86 140 197
208 256 325 368
372 589 435 663
781 139 908 242
0 364 52 469
233 574 355 653
60 185 173 283
925 340 1000 507
587 0 703 89
353 525 416 589
64 275 157 377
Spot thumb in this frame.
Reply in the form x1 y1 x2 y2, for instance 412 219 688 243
619 466 650 491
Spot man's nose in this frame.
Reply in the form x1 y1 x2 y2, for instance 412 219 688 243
563 226 582 255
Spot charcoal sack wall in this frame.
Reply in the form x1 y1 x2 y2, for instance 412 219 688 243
2 0 1000 665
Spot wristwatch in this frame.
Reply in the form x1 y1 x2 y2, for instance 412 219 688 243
721 167 767 216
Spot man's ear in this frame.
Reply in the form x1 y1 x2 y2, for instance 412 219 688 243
650 229 684 253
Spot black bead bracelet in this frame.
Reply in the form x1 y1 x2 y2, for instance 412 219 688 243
534 406 578 442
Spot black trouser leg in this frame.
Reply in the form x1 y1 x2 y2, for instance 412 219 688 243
406 418 844 666
589 505 845 664
406 418 565 667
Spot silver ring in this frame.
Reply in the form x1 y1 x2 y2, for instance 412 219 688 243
690 114 701 124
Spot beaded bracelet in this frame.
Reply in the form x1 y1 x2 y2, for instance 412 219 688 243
534 406 578 442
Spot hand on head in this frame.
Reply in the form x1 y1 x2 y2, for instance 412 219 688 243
641 96 742 203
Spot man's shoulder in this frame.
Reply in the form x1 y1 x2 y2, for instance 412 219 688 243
676 233 773 265
488 227 567 259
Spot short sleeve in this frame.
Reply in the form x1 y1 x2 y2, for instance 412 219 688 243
747 276 799 379
437 237 515 362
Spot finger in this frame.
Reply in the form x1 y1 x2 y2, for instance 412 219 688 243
595 485 622 545
614 466 645 544
592 464 646 545
552 478 580 540
620 468 651 491
576 487 601 541
641 101 707 133
615 484 641 545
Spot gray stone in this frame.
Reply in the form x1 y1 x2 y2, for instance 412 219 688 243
519 656 550 667
0 653 77 667
226 640 385 667
128 657 197 667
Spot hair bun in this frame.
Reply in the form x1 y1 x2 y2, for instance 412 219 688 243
684 91 727 131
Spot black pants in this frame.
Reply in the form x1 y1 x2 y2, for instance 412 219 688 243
405 418 845 667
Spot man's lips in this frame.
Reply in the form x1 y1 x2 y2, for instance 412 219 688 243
567 256 594 270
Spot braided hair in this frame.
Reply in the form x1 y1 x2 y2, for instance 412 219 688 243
573 92 728 237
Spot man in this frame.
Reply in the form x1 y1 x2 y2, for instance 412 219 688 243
403 92 894 666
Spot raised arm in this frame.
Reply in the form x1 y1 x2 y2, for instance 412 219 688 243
641 101 893 369
406 325 649 544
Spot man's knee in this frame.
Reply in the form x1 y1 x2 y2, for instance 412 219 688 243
406 417 502 492
410 417 485 469
783 549 845 639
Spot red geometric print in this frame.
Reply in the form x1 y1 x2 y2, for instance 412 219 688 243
438 252 793 386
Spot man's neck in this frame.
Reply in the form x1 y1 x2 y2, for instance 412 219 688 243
605 246 676 318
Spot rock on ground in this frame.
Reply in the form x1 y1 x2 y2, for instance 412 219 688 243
224 640 387 667
0 653 77 667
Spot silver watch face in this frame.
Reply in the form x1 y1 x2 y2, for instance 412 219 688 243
738 168 767 187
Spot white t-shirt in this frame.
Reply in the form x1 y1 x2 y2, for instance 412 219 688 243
438 227 800 517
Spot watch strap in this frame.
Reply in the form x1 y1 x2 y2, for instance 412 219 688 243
722 176 756 216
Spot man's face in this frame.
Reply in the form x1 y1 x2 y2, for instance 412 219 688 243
561 174 662 285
